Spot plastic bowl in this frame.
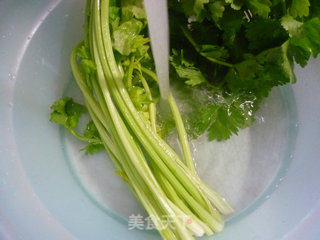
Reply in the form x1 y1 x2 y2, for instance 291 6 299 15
1 1 320 239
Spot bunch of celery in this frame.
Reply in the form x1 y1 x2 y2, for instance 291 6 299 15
50 0 233 239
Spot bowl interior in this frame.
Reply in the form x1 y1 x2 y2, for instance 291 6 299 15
2 0 320 240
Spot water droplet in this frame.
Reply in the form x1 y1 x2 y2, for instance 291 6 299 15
2 35 6 39
65 14 69 17
289 154 293 159
187 16 196 23
265 195 270 200
8 73 16 81
8 102 13 107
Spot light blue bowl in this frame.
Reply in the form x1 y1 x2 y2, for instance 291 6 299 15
1 1 320 239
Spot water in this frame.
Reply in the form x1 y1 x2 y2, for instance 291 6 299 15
64 80 296 219
7 1 299 237
144 0 170 99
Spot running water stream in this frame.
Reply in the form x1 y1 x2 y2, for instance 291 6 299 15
144 0 170 99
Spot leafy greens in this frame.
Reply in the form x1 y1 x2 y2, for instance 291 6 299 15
169 0 320 141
